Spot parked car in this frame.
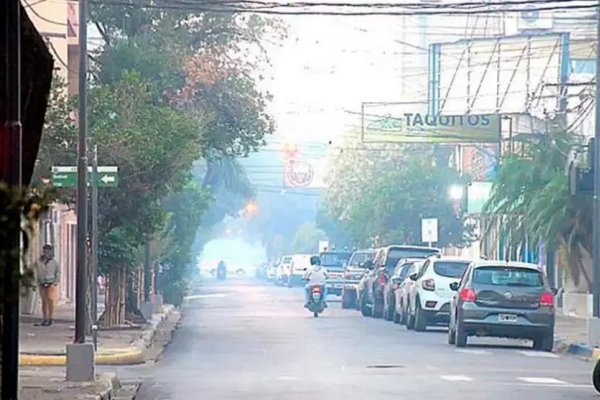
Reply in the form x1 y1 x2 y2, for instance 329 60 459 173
341 249 375 309
288 254 312 287
275 255 293 285
394 260 425 324
321 250 352 296
358 245 440 318
382 258 421 321
448 260 555 351
405 256 472 331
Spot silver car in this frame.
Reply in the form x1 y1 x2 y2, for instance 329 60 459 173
448 261 555 351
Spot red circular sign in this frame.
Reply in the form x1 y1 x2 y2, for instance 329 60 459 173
285 159 314 188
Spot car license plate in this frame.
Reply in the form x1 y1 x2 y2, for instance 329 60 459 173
498 314 518 322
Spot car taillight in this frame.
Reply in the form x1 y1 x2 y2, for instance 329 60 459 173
422 279 435 291
379 273 387 287
540 292 554 306
460 288 477 302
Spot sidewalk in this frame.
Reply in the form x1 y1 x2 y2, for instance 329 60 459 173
554 311 600 360
19 300 175 365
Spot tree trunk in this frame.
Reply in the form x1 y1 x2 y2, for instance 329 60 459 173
558 238 593 294
125 266 146 324
101 267 126 327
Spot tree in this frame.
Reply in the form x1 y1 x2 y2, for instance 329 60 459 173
291 222 327 254
325 143 475 248
484 129 591 292
89 72 204 326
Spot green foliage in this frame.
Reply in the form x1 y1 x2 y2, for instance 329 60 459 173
0 185 54 310
484 129 591 290
89 71 203 274
325 144 474 248
291 222 327 254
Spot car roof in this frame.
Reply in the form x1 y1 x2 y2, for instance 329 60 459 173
470 260 542 270
353 249 375 254
430 256 475 263
381 245 441 252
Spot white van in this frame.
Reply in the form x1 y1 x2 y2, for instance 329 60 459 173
288 254 313 287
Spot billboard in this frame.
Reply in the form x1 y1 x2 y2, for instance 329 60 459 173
361 102 500 143
430 33 568 116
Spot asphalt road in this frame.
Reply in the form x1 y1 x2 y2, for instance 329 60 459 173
131 280 598 400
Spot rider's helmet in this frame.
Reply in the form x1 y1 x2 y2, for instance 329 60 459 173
310 255 321 266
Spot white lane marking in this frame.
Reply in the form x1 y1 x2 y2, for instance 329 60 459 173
277 376 299 381
454 349 493 355
517 351 559 358
440 375 474 382
518 377 567 385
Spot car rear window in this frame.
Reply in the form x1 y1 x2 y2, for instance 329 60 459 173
387 248 440 268
473 267 543 287
433 261 470 278
348 252 374 267
320 252 351 267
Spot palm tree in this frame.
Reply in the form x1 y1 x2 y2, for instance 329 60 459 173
484 129 592 293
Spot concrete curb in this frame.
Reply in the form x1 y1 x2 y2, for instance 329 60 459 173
19 304 176 366
554 336 600 361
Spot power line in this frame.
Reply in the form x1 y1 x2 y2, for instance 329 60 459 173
89 0 598 16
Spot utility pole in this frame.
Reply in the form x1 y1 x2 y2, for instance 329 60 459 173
74 0 88 345
593 0 600 320
91 145 98 350
144 242 151 302
2 1 22 398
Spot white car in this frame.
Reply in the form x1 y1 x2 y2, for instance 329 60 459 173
406 256 473 331
288 254 312 287
276 255 293 285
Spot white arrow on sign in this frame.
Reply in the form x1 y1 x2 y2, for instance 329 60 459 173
100 175 116 184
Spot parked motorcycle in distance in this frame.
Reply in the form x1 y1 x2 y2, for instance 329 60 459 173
306 285 326 317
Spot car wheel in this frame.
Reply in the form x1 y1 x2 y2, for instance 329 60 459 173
386 301 395 322
341 292 350 309
533 331 554 352
360 293 372 317
414 300 427 332
455 321 467 347
593 359 600 392
448 326 456 345
393 309 401 324
372 298 383 318
406 306 415 330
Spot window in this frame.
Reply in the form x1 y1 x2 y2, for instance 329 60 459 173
473 267 543 287
433 261 470 278
348 251 374 267
572 59 595 75
386 247 440 268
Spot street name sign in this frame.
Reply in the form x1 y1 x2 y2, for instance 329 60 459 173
51 166 119 188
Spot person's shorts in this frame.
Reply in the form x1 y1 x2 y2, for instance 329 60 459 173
40 284 58 301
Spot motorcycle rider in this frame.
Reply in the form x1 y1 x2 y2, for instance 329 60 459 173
217 260 226 280
304 255 328 308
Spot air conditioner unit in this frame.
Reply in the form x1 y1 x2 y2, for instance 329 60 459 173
517 8 553 31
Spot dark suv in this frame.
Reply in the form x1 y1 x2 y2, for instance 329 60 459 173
358 245 440 318
341 249 375 309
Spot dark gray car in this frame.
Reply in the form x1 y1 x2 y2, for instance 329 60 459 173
448 261 555 351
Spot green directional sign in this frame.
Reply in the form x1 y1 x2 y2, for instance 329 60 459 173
51 166 119 188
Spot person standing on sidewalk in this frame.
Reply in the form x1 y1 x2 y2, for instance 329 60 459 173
36 244 61 326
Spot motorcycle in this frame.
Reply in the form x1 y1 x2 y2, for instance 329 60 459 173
216 264 227 281
306 284 326 318
593 359 600 392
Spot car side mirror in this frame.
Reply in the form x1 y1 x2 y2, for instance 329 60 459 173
551 288 559 295
391 277 400 285
409 273 418 281
449 282 460 291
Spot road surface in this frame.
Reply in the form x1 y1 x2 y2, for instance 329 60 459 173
132 280 596 400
